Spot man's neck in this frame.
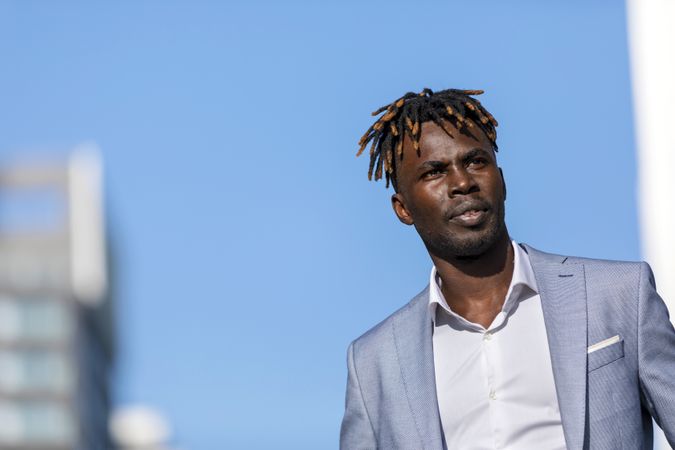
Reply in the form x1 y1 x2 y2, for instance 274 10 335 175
430 234 514 328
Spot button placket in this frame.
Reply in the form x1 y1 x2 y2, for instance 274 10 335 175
485 327 503 405
483 330 496 401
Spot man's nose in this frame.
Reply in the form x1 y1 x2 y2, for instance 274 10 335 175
448 167 478 197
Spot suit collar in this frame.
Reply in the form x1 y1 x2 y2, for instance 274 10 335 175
523 243 588 450
392 287 444 450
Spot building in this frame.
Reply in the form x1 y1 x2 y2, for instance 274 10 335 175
0 149 114 449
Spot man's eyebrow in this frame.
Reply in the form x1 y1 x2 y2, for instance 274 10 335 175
417 160 447 172
462 147 493 162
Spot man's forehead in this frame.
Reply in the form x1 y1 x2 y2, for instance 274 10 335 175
407 120 494 159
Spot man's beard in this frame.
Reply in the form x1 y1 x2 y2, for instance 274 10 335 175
424 200 506 260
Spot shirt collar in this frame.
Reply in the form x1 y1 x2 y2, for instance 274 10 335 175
428 241 539 327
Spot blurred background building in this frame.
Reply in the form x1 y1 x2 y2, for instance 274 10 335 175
628 1 675 447
0 149 114 449
109 405 172 450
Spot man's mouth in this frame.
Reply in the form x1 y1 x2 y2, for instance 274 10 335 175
448 201 490 227
451 209 487 226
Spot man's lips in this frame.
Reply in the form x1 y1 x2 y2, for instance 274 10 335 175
447 200 490 226
451 209 487 226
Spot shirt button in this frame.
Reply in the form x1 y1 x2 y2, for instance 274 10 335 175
489 390 497 400
483 332 492 341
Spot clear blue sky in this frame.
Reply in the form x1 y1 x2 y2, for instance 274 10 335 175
0 1 637 449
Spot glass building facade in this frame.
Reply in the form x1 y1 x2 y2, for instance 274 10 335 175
0 151 114 450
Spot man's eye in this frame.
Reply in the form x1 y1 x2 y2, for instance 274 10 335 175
423 169 444 178
468 158 487 167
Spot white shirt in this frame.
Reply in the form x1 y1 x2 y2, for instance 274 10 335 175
430 241 567 450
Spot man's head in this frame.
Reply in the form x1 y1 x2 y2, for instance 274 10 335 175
357 88 498 190
357 88 507 259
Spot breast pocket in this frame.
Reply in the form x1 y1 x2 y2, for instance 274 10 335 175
587 335 638 446
588 337 624 372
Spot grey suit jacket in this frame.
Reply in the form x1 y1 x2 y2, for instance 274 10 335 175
340 244 675 450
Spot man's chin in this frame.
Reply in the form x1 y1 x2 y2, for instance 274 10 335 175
451 239 495 258
437 226 506 259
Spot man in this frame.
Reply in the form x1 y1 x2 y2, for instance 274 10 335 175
340 88 675 449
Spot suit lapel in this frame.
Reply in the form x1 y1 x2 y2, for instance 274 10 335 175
392 288 444 450
525 244 588 450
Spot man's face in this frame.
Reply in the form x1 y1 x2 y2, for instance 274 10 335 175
391 120 507 259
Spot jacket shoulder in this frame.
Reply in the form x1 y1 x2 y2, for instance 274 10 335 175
521 242 646 270
349 286 429 353
521 243 654 302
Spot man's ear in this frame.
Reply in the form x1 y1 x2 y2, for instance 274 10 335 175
499 167 507 201
391 192 414 225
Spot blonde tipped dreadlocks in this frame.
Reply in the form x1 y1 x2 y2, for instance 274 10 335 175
357 88 499 189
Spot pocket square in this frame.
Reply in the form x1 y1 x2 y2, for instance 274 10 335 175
587 335 621 354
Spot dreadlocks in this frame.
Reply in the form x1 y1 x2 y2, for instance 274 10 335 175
356 88 499 189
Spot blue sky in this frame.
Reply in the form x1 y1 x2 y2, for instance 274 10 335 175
0 1 637 449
